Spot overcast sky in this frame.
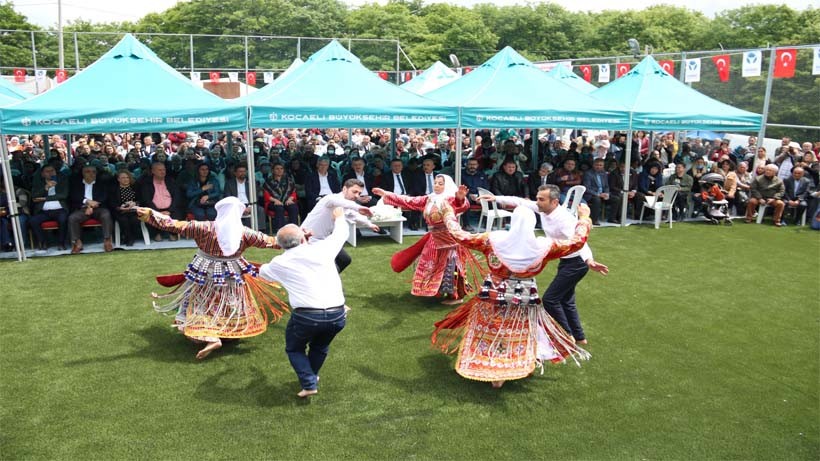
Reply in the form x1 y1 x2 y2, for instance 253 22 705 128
11 0 818 28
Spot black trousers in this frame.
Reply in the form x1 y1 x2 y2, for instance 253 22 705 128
335 248 351 273
542 256 589 341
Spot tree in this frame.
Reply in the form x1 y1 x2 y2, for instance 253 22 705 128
0 3 39 68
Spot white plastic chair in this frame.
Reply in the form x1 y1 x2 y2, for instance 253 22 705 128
114 221 151 247
477 187 513 231
639 185 680 229
561 185 586 217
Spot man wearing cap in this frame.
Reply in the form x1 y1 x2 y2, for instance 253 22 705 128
68 164 114 253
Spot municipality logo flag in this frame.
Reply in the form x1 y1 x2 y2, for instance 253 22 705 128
598 64 610 83
263 72 274 83
813 47 820 75
742 50 762 77
684 58 701 83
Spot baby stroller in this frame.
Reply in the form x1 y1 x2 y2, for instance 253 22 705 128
699 173 733 225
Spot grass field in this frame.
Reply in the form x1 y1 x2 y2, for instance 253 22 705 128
1 223 818 460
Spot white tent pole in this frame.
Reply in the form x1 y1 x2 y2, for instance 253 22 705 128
620 114 634 227
1 134 26 261
454 107 463 185
757 47 776 148
244 111 258 231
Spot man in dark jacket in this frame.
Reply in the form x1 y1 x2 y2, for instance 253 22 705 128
490 159 528 198
305 157 341 212
68 164 113 253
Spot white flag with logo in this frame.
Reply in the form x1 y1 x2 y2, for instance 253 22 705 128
190 72 201 82
34 69 47 82
684 58 701 83
598 64 610 83
263 72 274 83
228 72 239 82
742 50 762 77
813 47 820 75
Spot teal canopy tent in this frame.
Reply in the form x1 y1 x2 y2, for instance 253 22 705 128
591 55 762 224
425 47 630 129
592 55 762 132
545 64 597 94
0 34 247 134
400 61 460 95
244 40 458 129
0 77 31 103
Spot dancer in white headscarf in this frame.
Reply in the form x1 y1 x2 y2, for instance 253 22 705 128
373 174 484 304
432 205 593 388
137 197 288 359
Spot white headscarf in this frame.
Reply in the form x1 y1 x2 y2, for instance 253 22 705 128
214 196 246 256
427 174 457 206
488 206 552 272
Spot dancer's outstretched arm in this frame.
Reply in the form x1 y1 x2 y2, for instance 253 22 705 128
372 188 428 212
137 207 206 238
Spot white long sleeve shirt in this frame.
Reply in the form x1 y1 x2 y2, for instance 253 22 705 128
301 192 373 242
495 195 593 261
259 216 349 309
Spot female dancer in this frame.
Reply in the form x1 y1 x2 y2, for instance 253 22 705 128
433 205 593 388
372 174 483 304
137 197 288 359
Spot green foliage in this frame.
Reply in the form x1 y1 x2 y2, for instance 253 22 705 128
1 224 818 459
0 3 39 68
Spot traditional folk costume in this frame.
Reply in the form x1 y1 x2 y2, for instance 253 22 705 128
382 175 483 300
141 197 288 346
433 206 592 383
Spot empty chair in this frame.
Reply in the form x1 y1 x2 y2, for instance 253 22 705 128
639 185 680 229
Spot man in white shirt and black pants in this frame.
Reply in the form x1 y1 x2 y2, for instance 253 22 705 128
260 206 349 398
483 184 608 344
300 178 378 273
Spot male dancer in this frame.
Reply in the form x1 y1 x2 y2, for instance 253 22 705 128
480 184 608 344
300 178 378 272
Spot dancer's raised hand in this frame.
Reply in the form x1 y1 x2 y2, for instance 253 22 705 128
371 187 387 197
456 184 468 201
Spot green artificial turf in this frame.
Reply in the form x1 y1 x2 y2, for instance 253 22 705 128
1 223 818 460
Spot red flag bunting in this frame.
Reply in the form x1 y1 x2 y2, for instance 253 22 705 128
773 48 797 78
659 60 675 75
463 66 473 74
55 69 68 83
377 71 389 80
13 68 25 82
711 55 730 82
616 63 631 78
209 71 220 82
246 71 256 86
579 65 592 82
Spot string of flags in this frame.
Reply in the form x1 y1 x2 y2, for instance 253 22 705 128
7 48 818 87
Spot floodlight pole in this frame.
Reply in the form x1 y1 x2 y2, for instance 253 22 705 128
757 47 776 150
58 0 64 70
30 31 39 93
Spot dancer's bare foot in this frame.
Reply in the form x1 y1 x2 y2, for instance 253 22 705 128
195 340 222 360
491 380 505 389
297 389 318 398
441 298 463 305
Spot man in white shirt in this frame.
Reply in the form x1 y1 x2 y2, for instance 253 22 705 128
481 184 608 344
300 178 377 273
260 207 349 398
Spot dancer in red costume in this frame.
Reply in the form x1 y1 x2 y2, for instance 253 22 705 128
372 174 484 305
138 197 288 360
432 205 593 388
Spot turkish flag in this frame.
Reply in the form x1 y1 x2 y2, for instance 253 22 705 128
246 71 256 86
404 71 413 82
13 68 25 82
579 65 592 82
773 48 797 78
377 71 389 80
55 69 67 83
463 66 473 74
711 55 731 82
659 60 675 75
209 71 220 82
616 63 631 78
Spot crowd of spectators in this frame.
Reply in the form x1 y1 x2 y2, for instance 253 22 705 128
2 128 819 253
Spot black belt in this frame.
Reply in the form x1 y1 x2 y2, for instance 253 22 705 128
293 305 344 313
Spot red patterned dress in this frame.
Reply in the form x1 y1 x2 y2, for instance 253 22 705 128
383 193 483 299
432 216 592 382
143 210 288 341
